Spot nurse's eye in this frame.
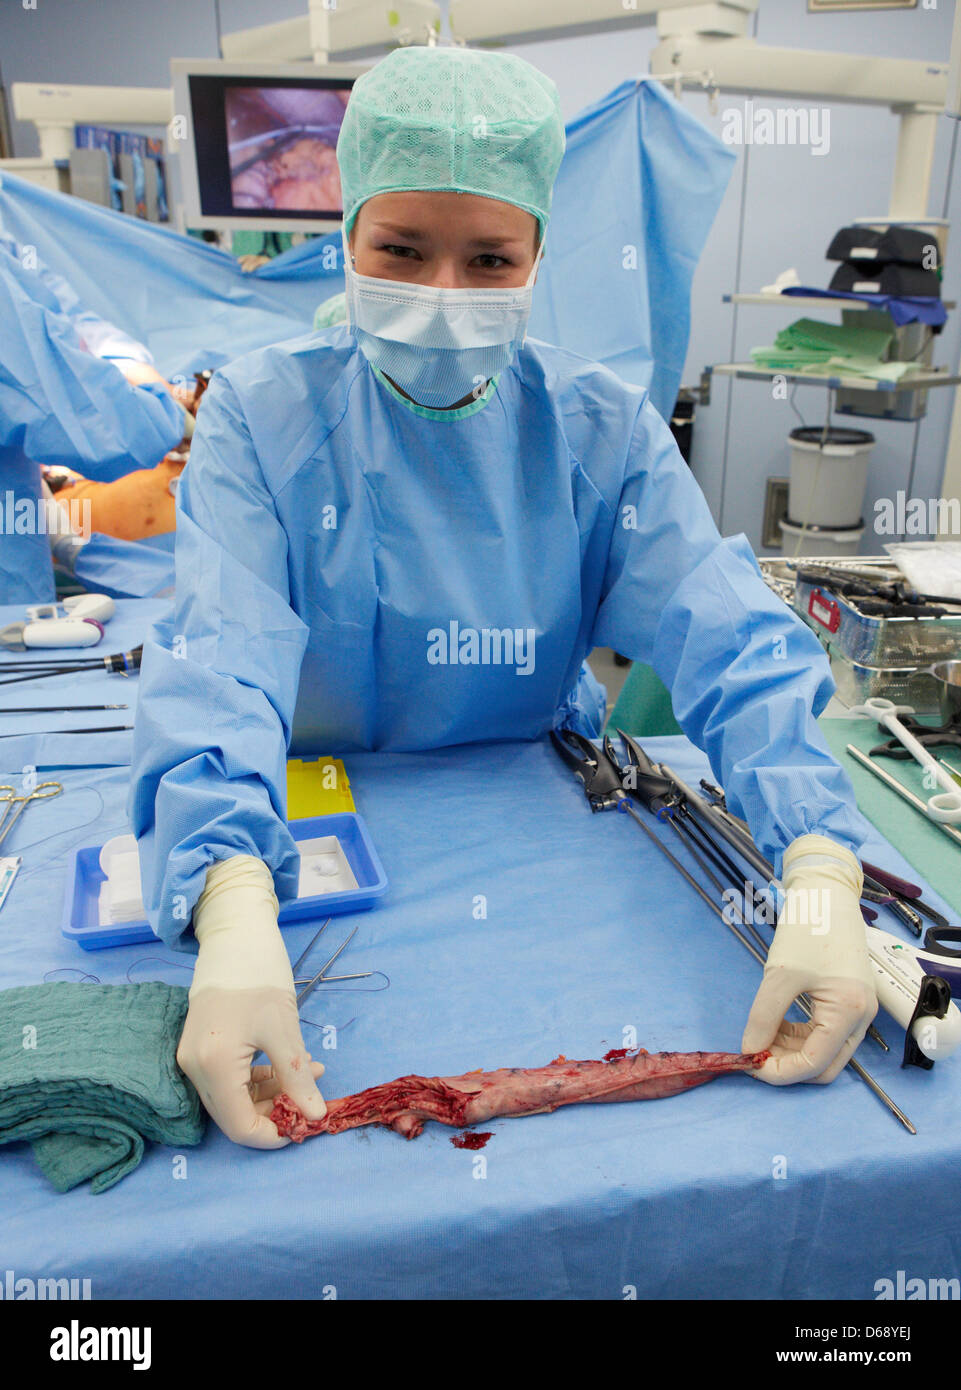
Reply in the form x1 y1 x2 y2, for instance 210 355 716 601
380 243 420 259
473 254 510 269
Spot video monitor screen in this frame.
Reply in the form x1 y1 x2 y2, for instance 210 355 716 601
188 74 353 220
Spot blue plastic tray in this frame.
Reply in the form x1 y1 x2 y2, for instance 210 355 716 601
61 813 389 951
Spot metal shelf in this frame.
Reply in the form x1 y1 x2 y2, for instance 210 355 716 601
710 362 961 392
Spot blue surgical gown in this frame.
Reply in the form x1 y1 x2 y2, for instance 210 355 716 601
0 238 183 603
129 328 873 946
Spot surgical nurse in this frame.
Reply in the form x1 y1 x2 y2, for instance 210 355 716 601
130 47 878 1147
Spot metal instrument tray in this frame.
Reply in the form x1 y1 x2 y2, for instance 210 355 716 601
793 576 961 666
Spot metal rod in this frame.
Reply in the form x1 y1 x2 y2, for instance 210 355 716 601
290 917 332 977
679 811 889 1052
665 815 727 895
845 1057 915 1132
681 808 767 906
621 804 771 967
937 757 961 789
668 814 774 959
294 971 372 985
620 803 913 1133
0 657 107 669
680 793 889 1051
674 813 776 956
669 810 887 1051
847 745 961 850
0 725 132 738
0 647 142 688
660 763 777 881
0 667 99 688
296 926 358 1007
0 704 128 713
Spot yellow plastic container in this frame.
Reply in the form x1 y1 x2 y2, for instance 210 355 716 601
286 756 355 819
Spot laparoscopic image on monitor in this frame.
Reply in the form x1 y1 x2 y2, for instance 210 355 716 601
179 67 357 223
225 85 350 213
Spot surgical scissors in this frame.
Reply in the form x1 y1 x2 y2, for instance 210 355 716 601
0 781 63 851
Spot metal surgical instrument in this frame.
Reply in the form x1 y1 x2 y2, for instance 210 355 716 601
551 730 914 1134
847 745 961 851
0 781 63 851
291 919 370 1007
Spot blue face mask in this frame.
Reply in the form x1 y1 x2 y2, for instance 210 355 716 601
343 238 542 408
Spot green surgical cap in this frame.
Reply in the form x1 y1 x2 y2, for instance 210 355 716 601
337 46 565 242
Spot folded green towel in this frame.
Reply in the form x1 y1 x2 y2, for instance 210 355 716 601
0 982 205 1194
774 317 893 359
751 317 896 375
750 345 835 369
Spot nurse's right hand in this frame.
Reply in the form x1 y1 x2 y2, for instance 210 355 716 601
742 835 877 1085
178 855 328 1147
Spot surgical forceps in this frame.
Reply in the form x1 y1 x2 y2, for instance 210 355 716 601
0 781 63 851
292 918 371 1008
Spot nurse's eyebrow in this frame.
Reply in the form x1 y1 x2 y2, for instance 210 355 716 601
468 236 526 250
369 222 523 251
369 223 429 240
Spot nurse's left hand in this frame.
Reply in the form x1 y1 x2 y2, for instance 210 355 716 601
742 834 877 1085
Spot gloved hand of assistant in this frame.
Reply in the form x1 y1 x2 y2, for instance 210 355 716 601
742 834 877 1085
177 855 327 1146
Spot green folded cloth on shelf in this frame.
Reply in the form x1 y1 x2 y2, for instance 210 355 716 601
822 355 921 382
0 982 205 1194
751 317 895 375
750 345 834 368
819 717 961 919
775 317 893 358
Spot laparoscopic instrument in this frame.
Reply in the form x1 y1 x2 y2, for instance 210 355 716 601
850 697 961 824
846 744 961 851
551 729 958 1133
695 780 948 934
0 619 105 651
794 564 961 614
0 644 143 689
689 781 960 1061
0 594 118 654
0 705 128 714
0 726 133 740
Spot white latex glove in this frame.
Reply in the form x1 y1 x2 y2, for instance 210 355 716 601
742 834 878 1085
177 855 327 1147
